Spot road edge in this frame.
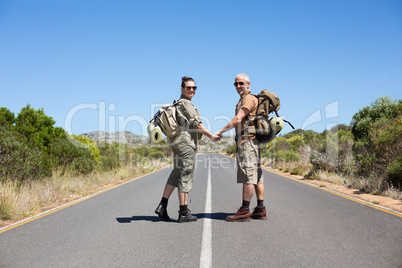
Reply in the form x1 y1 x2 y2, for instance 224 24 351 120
0 169 162 234
220 153 402 218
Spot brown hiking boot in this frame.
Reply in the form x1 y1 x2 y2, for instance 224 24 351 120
251 207 267 220
226 208 251 222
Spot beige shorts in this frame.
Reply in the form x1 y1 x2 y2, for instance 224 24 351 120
236 138 263 184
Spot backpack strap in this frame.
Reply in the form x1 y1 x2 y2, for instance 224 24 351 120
150 99 180 123
274 110 295 129
235 94 258 141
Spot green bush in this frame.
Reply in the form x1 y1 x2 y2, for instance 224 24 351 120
225 143 237 156
287 135 303 150
351 96 401 188
0 127 50 181
150 150 164 159
68 155 97 175
290 164 309 176
275 150 300 163
0 107 15 129
337 130 355 175
352 97 401 140
1 105 176 180
130 145 170 158
386 156 402 187
49 137 97 175
15 105 57 150
70 135 100 163
99 156 120 171
272 138 292 152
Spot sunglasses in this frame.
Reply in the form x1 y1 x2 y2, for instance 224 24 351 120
186 86 197 90
234 82 245 87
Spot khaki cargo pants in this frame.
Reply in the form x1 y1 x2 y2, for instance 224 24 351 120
236 138 263 184
167 145 196 192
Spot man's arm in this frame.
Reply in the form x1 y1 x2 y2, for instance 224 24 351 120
217 107 249 136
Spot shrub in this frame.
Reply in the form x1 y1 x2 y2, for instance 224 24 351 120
310 151 334 172
68 156 97 175
308 130 340 173
150 150 164 159
337 130 355 175
225 143 237 156
99 156 120 171
0 127 49 181
0 108 15 129
48 137 97 175
350 96 402 189
70 135 100 163
351 96 400 141
386 156 402 187
275 150 300 163
287 135 303 150
272 138 291 152
290 164 309 176
354 116 401 186
15 105 53 148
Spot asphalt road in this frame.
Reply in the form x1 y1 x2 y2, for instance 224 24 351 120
1 153 401 267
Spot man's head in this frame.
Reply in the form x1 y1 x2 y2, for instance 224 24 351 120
234 73 250 96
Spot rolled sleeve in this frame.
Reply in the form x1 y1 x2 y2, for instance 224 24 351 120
188 114 202 129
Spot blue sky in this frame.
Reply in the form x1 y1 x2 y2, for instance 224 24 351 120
1 0 401 136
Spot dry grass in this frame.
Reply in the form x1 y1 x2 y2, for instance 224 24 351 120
263 157 402 201
316 171 402 200
0 160 170 226
383 185 402 200
313 170 347 186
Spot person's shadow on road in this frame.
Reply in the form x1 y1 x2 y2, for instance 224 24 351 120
116 212 229 223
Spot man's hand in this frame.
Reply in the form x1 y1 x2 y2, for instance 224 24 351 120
210 134 221 142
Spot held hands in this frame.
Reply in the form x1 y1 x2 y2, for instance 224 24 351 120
210 133 221 142
198 123 222 142
210 129 224 142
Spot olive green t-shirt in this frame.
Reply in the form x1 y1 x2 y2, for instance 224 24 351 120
169 94 202 150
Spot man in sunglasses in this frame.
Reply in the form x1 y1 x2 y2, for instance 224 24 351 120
216 73 266 222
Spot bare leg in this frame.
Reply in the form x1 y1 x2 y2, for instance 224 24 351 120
162 184 175 199
178 191 188 206
255 183 264 201
243 183 254 202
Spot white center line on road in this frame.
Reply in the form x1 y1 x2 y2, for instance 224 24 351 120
200 157 212 268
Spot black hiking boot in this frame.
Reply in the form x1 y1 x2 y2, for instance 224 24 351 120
155 203 170 221
178 209 198 223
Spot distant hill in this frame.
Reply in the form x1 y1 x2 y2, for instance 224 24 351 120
198 135 235 153
81 131 148 147
81 131 235 153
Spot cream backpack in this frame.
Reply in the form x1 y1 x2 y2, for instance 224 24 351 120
150 100 182 139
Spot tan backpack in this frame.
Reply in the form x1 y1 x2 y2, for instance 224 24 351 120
150 100 182 139
245 89 294 143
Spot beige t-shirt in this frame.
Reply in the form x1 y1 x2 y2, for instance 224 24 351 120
235 90 258 143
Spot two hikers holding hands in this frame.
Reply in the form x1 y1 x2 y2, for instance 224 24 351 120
155 73 267 223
